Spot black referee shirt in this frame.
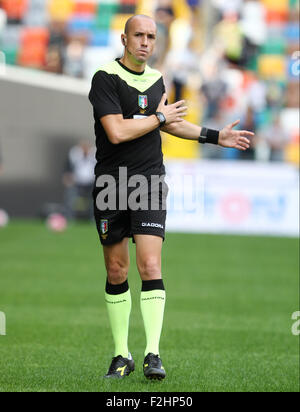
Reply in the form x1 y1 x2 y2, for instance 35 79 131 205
89 58 166 178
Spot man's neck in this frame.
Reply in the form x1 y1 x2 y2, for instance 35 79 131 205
119 54 146 74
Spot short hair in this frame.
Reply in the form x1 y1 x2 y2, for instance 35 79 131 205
124 14 156 35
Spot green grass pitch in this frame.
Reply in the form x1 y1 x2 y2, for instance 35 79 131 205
0 221 299 392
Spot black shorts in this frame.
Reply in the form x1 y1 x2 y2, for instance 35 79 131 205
93 175 168 246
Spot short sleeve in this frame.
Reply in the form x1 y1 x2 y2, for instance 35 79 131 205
88 71 123 118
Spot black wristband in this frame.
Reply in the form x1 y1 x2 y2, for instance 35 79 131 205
198 127 219 145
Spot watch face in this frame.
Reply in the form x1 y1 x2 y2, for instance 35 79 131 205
157 112 165 124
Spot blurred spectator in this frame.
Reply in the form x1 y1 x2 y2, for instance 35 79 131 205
48 20 65 50
186 0 201 13
212 0 243 15
148 3 175 71
44 45 62 73
239 0 266 68
0 0 298 165
265 80 286 110
214 11 244 66
200 67 227 121
43 20 66 74
238 106 256 160
165 36 200 102
62 140 96 220
258 113 290 162
247 76 267 113
1 0 28 24
240 0 266 48
63 38 85 78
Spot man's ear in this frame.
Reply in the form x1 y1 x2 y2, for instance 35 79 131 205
121 36 127 46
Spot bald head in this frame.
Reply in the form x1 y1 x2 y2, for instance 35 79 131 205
121 14 157 68
124 14 156 35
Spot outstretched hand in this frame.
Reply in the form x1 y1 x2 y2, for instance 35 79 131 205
219 120 254 151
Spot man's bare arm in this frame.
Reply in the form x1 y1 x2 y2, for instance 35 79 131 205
161 120 201 141
101 114 160 144
161 119 254 151
101 94 187 145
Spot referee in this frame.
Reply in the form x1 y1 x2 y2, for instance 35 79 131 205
88 14 253 380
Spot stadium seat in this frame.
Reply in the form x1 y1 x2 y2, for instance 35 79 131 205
23 13 49 27
98 2 120 15
1 47 18 65
110 14 133 31
18 43 47 67
258 55 286 79
89 29 109 47
67 17 94 34
0 24 22 48
0 23 20 65
1 0 29 22
73 1 97 16
285 22 300 43
93 2 120 30
26 0 47 11
20 27 49 47
48 0 74 22
119 0 136 14
266 9 289 23
23 0 48 27
119 0 137 4
17 26 49 68
260 38 287 54
262 0 289 12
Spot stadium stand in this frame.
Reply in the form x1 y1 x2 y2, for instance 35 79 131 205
0 0 299 163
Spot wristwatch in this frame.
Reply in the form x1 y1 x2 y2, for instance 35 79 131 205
155 112 166 127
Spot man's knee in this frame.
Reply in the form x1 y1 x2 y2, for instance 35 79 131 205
106 258 129 284
138 256 161 280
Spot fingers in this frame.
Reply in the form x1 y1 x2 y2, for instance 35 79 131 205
174 102 187 119
164 100 187 123
234 131 254 150
238 143 249 150
240 131 255 137
238 133 254 149
176 106 188 119
173 113 187 122
172 100 185 108
236 145 247 151
173 118 185 123
240 137 251 145
236 138 250 150
231 119 240 129
176 105 188 113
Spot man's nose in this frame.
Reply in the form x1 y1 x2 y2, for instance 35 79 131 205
141 35 148 46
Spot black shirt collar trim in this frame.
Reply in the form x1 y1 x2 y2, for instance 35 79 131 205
116 58 145 76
